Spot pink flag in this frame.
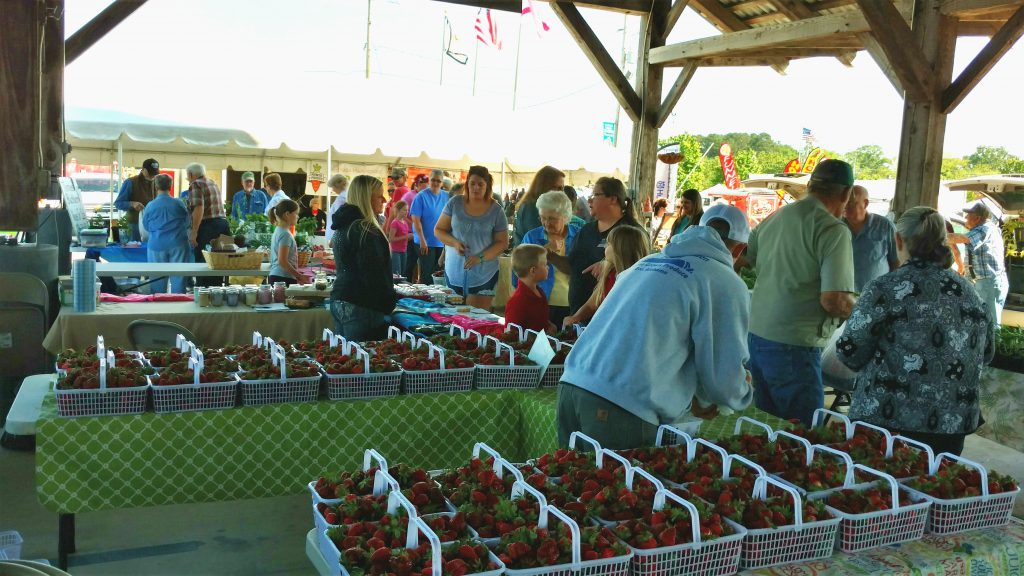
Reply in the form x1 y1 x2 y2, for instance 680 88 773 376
522 0 551 36
475 9 502 49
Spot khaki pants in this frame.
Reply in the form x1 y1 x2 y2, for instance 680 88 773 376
556 383 659 450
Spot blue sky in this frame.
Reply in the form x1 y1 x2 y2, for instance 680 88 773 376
64 0 1024 169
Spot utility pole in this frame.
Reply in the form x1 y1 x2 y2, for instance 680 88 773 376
612 13 628 148
365 0 372 79
511 15 523 110
440 16 447 85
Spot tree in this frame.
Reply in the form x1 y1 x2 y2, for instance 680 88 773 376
844 145 895 179
966 146 1015 171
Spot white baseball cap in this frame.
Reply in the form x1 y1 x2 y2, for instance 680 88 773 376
701 204 751 244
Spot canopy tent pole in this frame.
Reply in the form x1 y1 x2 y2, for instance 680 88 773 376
326 147 332 210
111 139 122 234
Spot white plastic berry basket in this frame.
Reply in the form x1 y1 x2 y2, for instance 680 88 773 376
531 431 613 486
0 530 23 560
315 467 400 565
503 505 633 576
519 329 572 389
149 350 237 413
321 333 401 401
402 341 474 395
811 463 930 553
592 460 668 527
474 335 542 390
55 351 149 418
238 344 321 406
467 479 549 547
324 490 419 576
624 489 745 576
900 452 1021 535
770 431 855 498
308 449 392 508
738 476 841 570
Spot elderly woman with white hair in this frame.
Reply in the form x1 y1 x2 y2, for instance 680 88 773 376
326 173 350 239
184 162 229 286
409 168 450 280
519 190 581 325
837 206 995 456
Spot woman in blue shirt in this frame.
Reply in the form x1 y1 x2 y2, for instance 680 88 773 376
520 191 581 326
434 165 509 310
142 174 192 293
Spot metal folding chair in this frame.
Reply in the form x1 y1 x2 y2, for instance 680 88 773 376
128 320 197 351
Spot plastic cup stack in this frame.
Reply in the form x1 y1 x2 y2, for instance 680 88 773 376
72 258 97 313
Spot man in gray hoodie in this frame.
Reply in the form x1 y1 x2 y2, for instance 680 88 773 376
557 204 754 449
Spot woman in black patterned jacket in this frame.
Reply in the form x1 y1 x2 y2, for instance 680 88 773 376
837 206 994 456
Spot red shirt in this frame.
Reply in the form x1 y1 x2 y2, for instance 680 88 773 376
505 282 550 332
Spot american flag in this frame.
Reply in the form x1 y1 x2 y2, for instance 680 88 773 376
802 127 815 143
522 0 551 36
475 9 502 49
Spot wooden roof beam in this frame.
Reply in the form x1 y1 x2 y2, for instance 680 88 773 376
942 6 1024 112
661 0 692 41
66 0 149 65
689 0 751 32
439 0 655 14
942 0 1024 16
857 31 905 97
650 9 883 64
770 0 815 21
691 56 792 67
549 1 642 122
854 0 935 103
655 65 697 127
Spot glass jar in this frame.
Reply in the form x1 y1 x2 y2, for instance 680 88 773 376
197 288 211 307
273 281 287 303
210 287 225 307
244 288 258 306
314 271 328 291
257 285 273 305
225 288 240 307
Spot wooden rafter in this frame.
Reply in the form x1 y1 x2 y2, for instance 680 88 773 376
549 1 642 122
661 0 691 41
692 56 791 68
745 13 790 25
441 0 654 14
812 0 858 11
66 0 149 65
655 65 696 127
770 0 815 21
856 31 905 97
650 9 883 64
730 0 775 14
942 0 1024 16
689 0 751 31
942 5 1024 112
854 0 935 103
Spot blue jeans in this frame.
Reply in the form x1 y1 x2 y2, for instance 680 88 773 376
148 245 192 293
391 252 407 276
974 276 1008 327
330 300 389 342
749 333 823 427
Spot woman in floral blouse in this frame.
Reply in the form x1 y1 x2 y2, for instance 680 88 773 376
837 206 994 456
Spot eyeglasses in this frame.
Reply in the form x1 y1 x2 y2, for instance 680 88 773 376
430 179 443 183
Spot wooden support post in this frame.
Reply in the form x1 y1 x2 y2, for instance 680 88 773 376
656 65 697 128
662 0 692 41
942 6 1024 113
629 1 669 206
550 2 642 122
65 0 148 65
893 1 956 213
0 0 42 229
42 0 65 196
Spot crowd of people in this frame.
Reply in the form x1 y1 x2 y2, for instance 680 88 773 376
116 157 1007 458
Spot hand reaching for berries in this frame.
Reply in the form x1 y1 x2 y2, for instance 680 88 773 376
691 397 719 420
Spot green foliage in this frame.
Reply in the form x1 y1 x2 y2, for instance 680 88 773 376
844 145 895 180
995 326 1024 361
659 132 802 195
296 217 317 236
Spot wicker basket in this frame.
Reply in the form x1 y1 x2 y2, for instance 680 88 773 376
202 250 264 270
298 251 312 267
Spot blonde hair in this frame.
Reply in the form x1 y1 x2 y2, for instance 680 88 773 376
393 200 408 215
264 172 282 192
593 225 650 306
511 244 547 278
347 175 385 239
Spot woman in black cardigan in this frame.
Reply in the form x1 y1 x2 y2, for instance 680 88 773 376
330 175 397 341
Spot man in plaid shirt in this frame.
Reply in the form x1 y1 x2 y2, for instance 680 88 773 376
185 162 230 287
949 202 1008 326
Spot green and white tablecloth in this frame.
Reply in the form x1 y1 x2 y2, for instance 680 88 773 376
744 518 1024 575
35 388 787 514
977 367 1024 453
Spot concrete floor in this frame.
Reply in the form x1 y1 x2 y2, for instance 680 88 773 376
2 429 1023 575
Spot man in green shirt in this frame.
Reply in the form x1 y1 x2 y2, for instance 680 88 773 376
746 159 857 426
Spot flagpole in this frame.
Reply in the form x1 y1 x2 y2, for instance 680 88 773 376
365 0 372 79
512 11 523 111
440 15 446 86
472 34 480 96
